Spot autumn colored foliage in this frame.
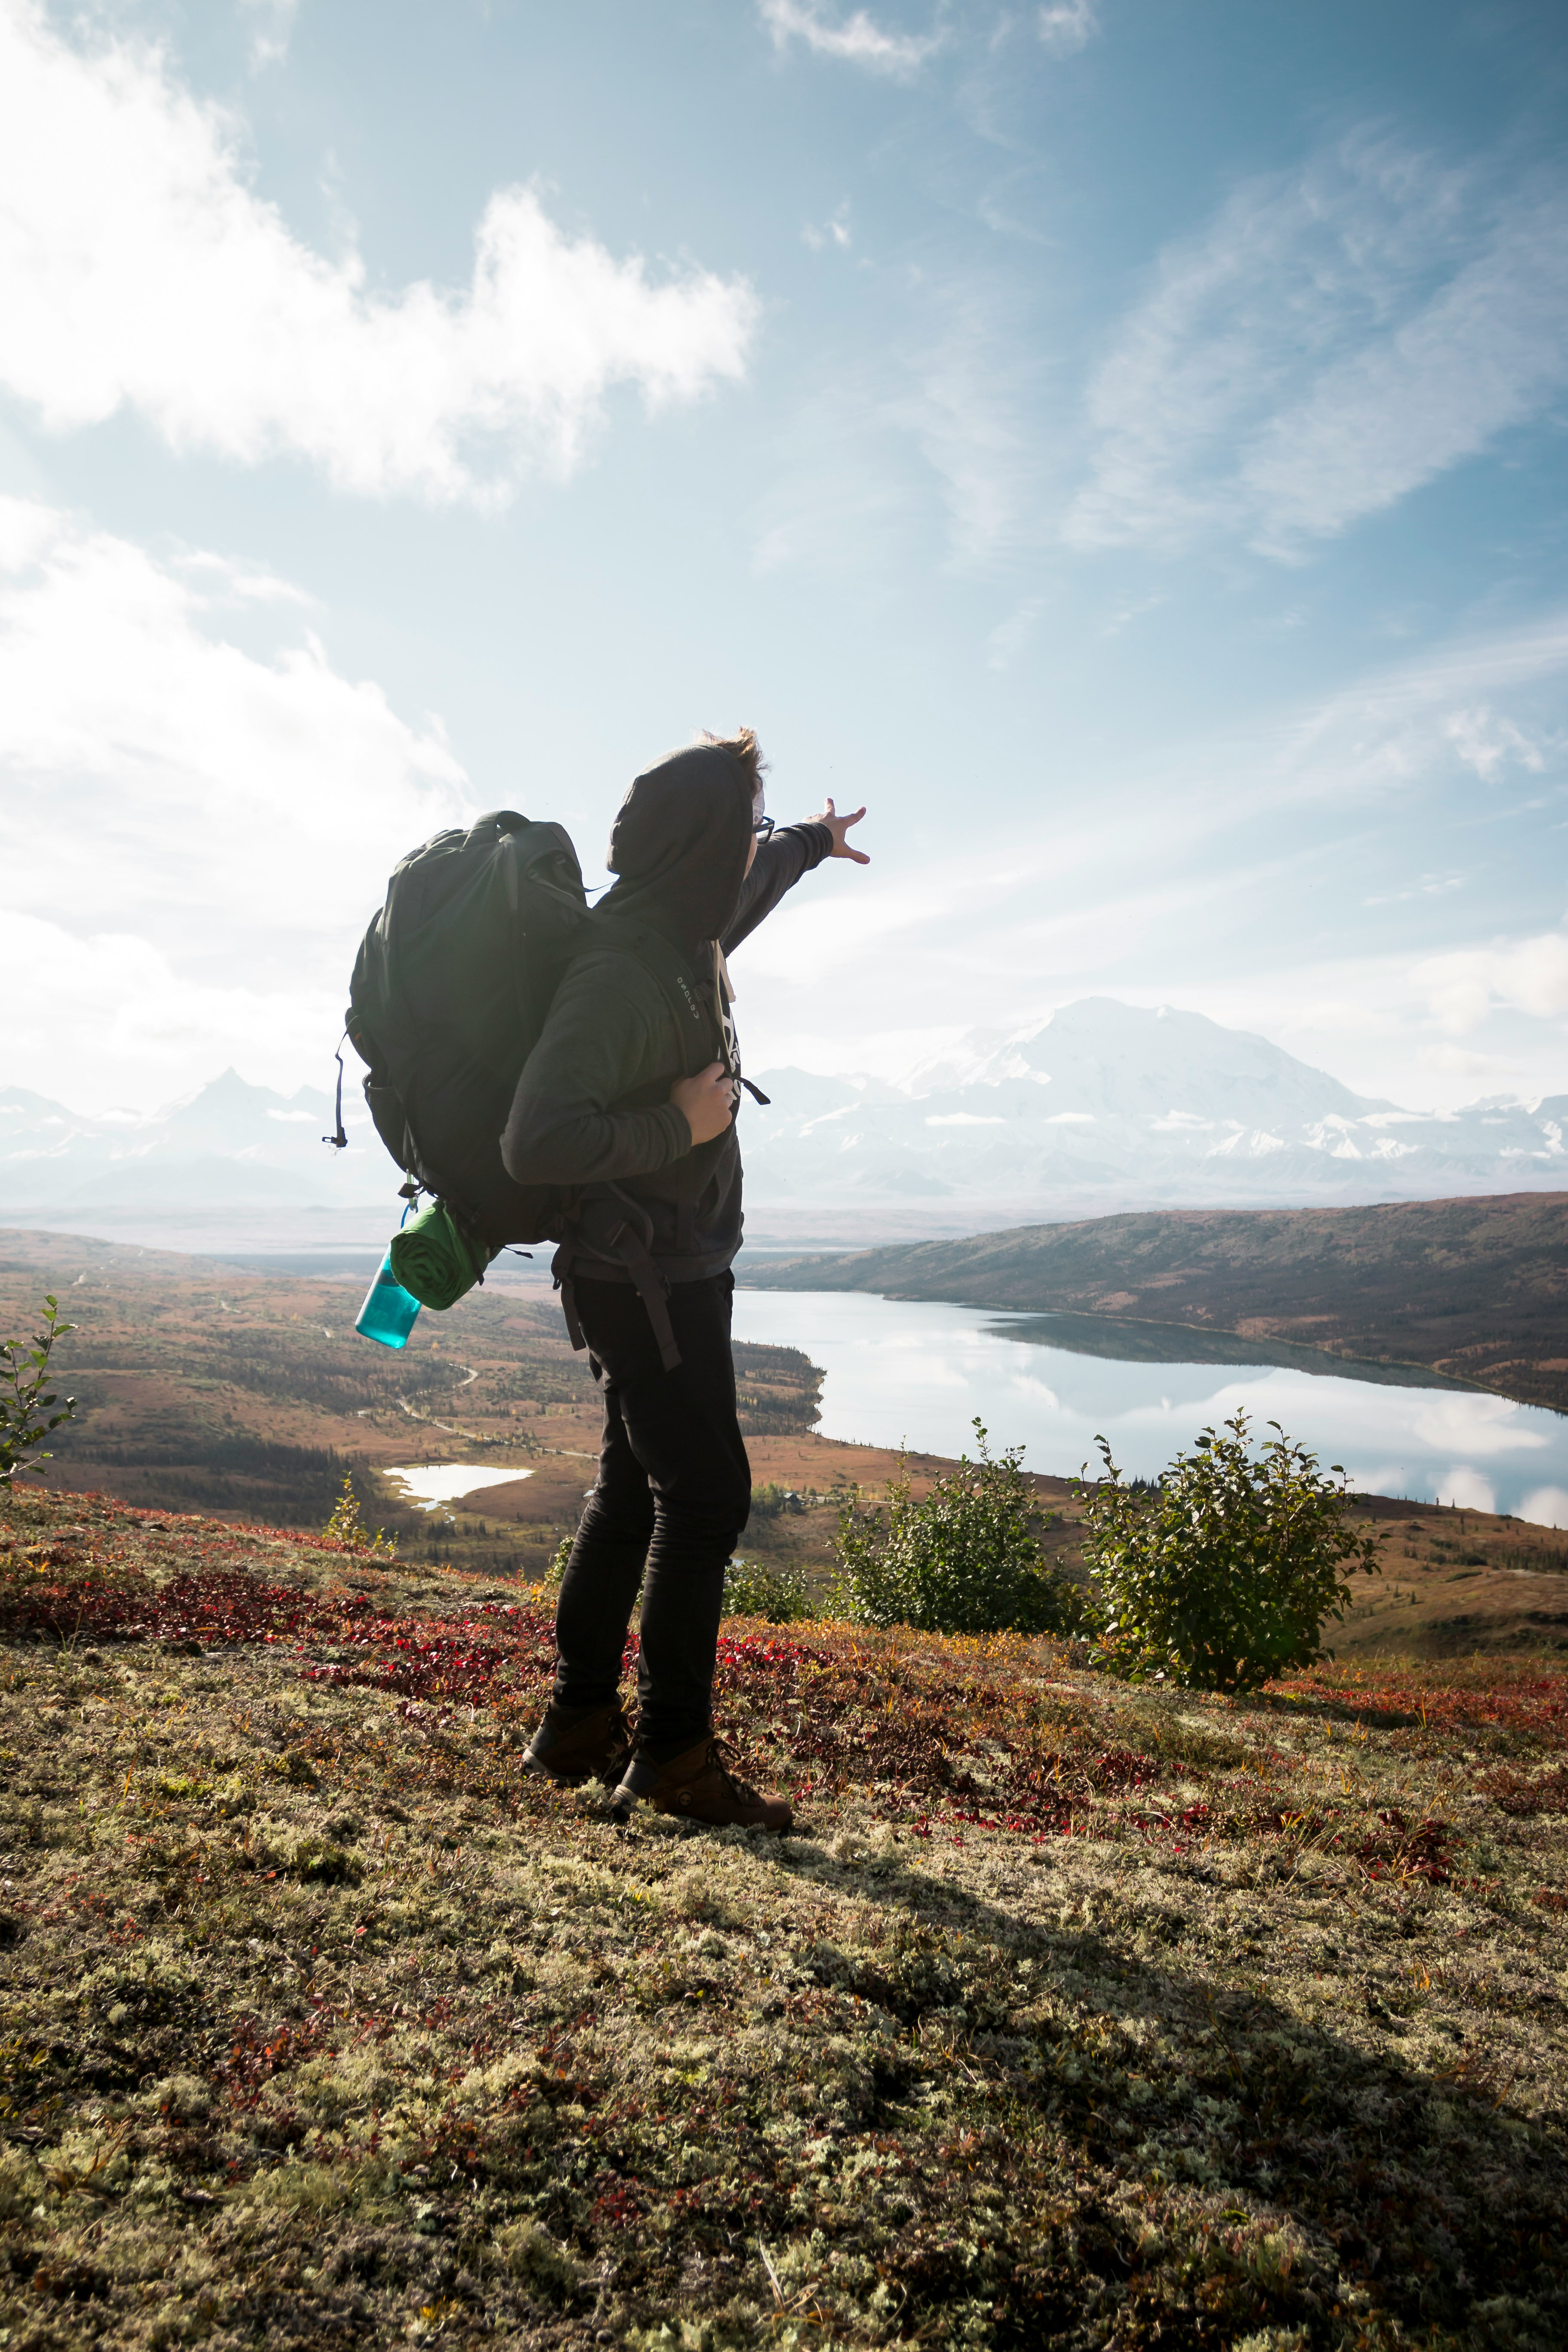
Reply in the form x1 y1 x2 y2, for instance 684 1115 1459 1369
2 1484 1566 2351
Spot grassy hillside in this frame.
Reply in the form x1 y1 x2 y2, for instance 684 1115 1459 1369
742 1192 1568 1412
3 1481 1567 2349
6 1223 1568 1660
0 1230 822 1578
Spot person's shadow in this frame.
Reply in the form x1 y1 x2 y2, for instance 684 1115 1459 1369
683 1822 1568 2346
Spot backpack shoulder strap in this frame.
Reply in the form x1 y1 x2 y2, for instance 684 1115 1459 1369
584 916 716 1078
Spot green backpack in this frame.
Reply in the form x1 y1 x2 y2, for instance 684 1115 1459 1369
334 810 714 1297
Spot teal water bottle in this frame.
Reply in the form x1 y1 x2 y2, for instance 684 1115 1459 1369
355 1253 422 1349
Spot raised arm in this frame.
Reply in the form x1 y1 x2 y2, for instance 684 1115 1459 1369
723 800 870 956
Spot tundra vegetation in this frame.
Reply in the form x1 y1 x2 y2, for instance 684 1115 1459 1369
722 1554 815 1625
10 1232 1565 1660
0 1233 823 1582
1079 1415 1385 1693
0 1295 77 1487
3 1477 1566 2351
322 1475 400 1563
830 1426 1073 1638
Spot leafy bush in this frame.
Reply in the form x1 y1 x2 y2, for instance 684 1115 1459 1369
722 1555 814 1622
830 1420 1073 1635
322 1473 398 1556
1078 1411 1383 1692
1 1296 77 1486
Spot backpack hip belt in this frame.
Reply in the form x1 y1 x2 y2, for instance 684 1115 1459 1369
551 1184 682 1373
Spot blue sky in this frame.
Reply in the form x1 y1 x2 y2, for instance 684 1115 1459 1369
2 0 1566 1121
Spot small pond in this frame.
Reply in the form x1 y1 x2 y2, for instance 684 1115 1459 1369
386 1463 534 1512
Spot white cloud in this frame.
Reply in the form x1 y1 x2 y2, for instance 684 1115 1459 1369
759 0 942 77
1414 930 1568 1035
1252 609 1568 818
0 0 756 505
0 495 471 1106
739 609 1568 1103
3 910 338 1104
893 297 1041 571
755 284 1044 579
802 206 853 251
1066 134 1568 556
1445 704 1550 783
1521 1486 1568 1530
237 0 297 70
1435 1467 1497 1515
1037 1 1098 56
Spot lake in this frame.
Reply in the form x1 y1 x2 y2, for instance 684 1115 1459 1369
731 1289 1568 1528
387 1463 534 1510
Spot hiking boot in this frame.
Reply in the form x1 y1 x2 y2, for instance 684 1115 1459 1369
608 1736 792 1831
521 1697 632 1785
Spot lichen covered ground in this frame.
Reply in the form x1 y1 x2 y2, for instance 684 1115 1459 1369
2 1484 1567 2350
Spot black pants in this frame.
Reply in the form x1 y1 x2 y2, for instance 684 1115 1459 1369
552 1272 750 1754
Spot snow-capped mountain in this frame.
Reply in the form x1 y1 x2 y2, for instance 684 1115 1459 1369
2 1001 1562 1240
738 1000 1566 1236
0 1068 393 1210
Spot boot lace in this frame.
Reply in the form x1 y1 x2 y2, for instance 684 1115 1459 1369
706 1738 764 1805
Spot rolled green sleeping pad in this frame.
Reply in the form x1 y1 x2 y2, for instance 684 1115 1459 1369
388 1198 498 1311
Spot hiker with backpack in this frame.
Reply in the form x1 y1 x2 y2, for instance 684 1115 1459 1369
343 729 866 1829
504 732 867 1831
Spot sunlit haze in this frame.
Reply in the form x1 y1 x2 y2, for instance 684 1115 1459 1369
3 0 1566 1127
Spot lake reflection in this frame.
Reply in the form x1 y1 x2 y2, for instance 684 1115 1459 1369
731 1289 1568 1529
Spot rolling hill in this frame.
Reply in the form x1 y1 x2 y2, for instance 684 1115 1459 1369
741 1190 1568 1412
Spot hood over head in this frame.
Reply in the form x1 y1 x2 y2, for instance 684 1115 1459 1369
599 742 754 946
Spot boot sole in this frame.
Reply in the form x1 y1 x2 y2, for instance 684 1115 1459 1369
523 1748 631 1786
650 1801 793 1832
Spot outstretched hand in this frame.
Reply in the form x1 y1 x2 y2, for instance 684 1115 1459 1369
813 797 870 864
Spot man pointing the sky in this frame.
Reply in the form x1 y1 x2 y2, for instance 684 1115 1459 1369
502 731 868 1831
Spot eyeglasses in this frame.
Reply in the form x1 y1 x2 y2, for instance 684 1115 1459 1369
752 814 775 841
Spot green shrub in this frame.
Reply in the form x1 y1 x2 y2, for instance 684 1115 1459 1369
322 1472 398 1556
722 1555 814 1622
536 1538 813 1623
1078 1411 1383 1692
829 1420 1073 1635
749 1482 814 1517
1 1297 77 1487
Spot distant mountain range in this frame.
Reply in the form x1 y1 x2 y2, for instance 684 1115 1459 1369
0 1067 375 1212
738 999 1566 1238
3 998 1564 1240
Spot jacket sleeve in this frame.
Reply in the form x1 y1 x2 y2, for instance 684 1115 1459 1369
722 822 833 956
500 953 693 1188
